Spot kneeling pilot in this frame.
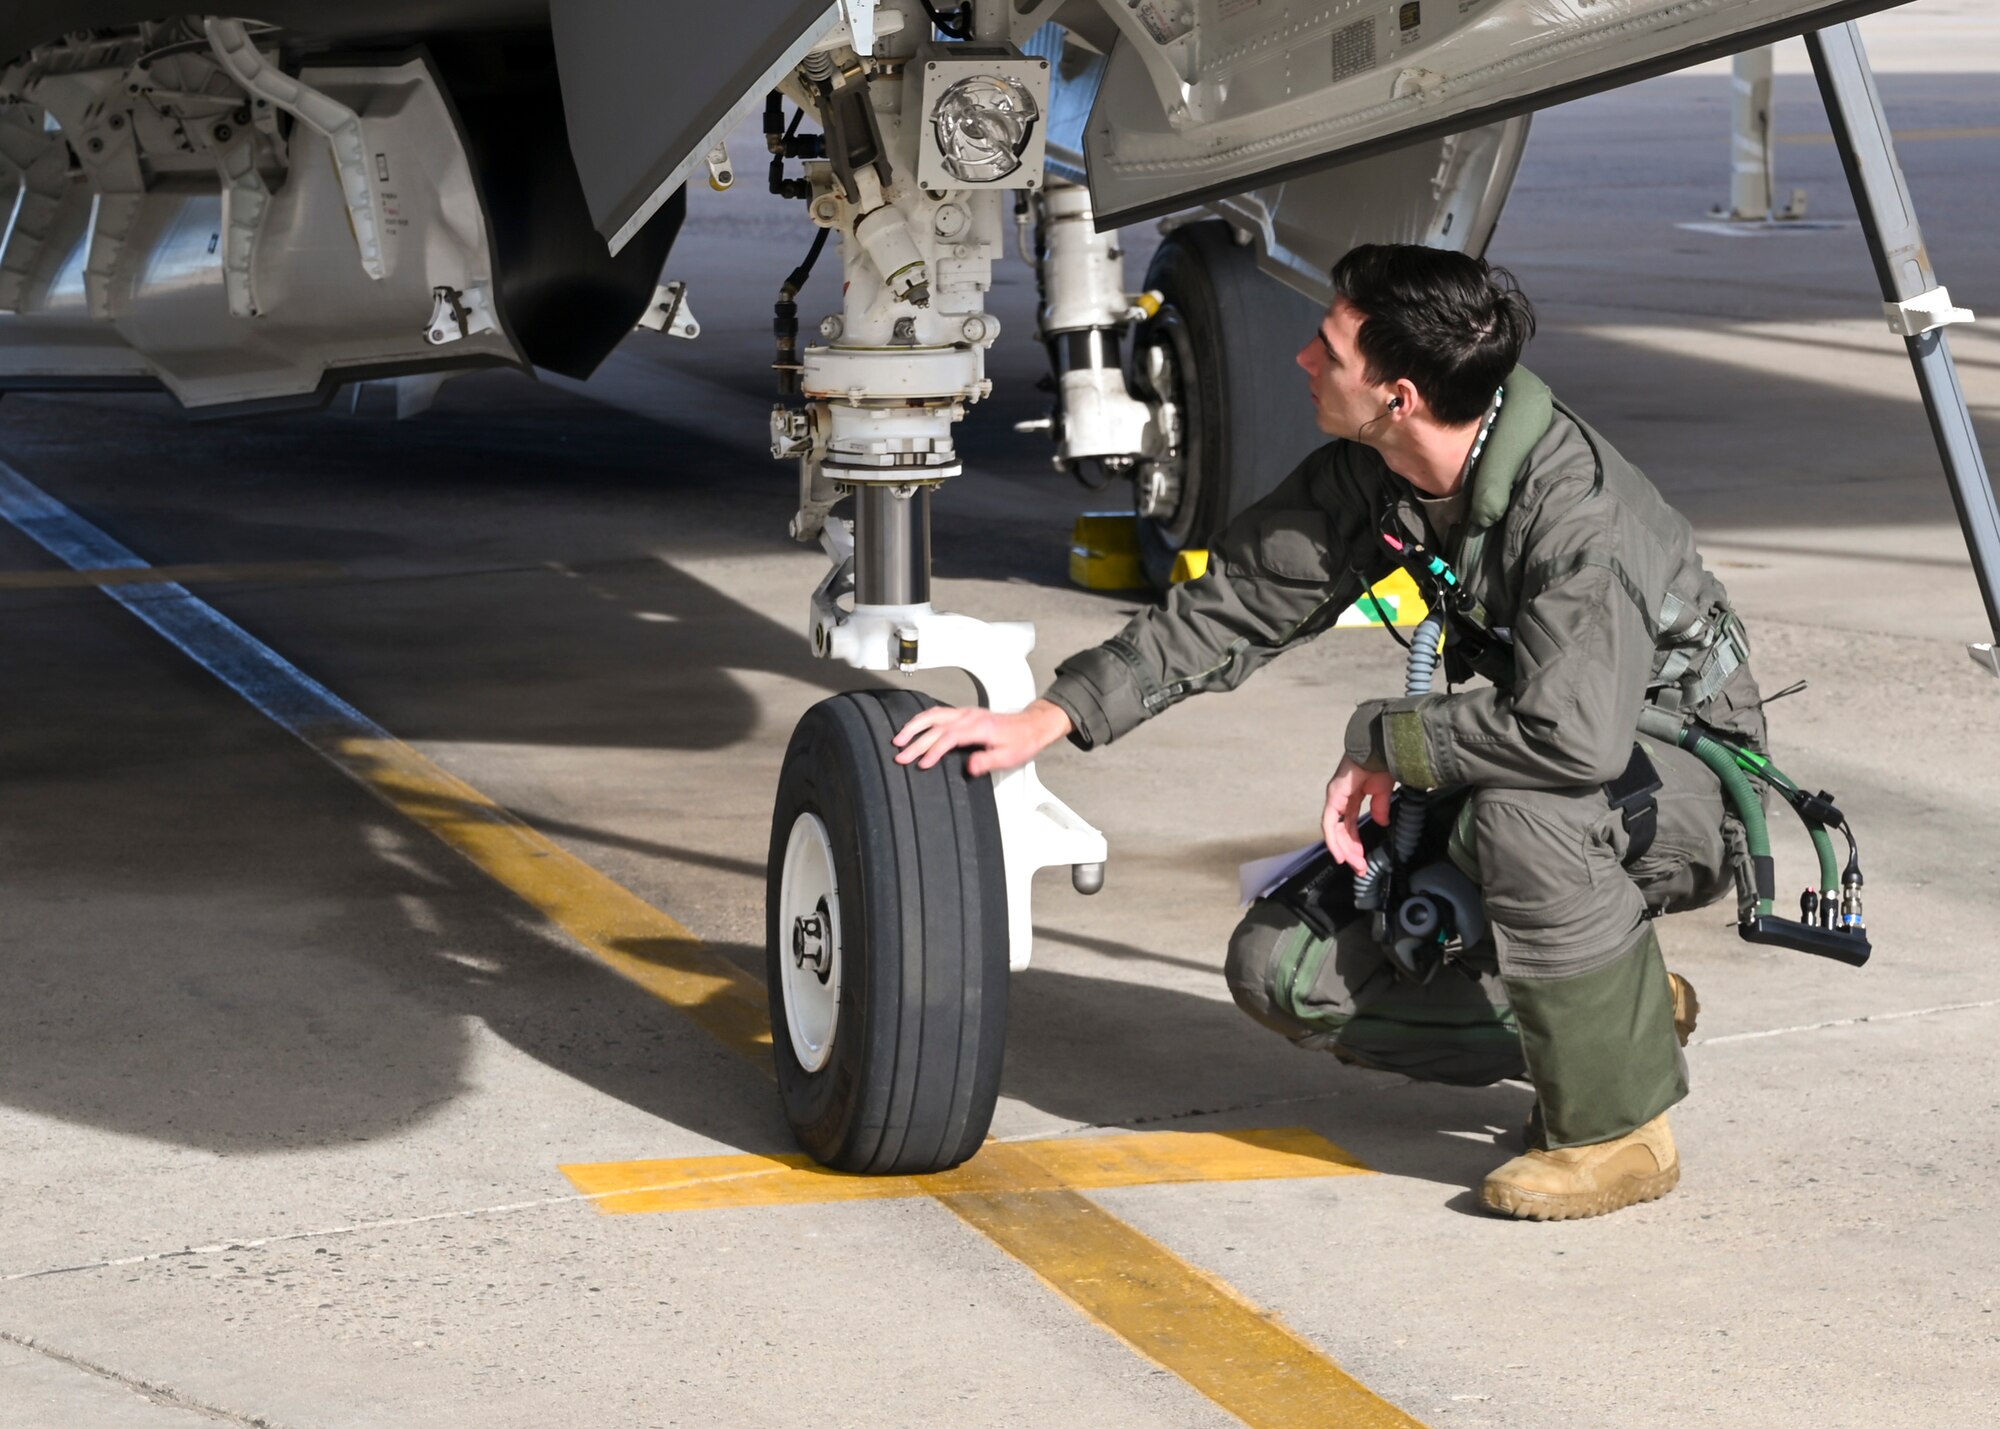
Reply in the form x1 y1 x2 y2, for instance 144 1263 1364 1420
893 244 1763 1221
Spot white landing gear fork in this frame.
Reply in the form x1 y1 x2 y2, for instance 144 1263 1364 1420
764 0 1105 1176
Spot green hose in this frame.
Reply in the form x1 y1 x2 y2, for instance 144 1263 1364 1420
1637 706 1774 918
1683 730 1775 918
1724 744 1844 896
1807 827 1841 900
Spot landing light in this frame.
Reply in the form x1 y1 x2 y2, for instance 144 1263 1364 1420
932 75 1039 184
913 43 1050 192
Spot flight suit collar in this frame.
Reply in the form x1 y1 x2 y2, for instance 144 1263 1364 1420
1466 365 1554 530
1375 365 1553 548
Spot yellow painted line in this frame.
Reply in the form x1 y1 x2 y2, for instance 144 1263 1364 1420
941 1151 1422 1429
0 465 768 1064
562 1127 1372 1214
0 460 1423 1429
327 736 771 1062
564 1132 1411 1428
0 559 345 590
1778 124 2000 145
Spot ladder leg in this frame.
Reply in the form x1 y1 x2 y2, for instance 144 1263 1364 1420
1807 22 2000 671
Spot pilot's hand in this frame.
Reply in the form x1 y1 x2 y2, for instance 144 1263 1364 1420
892 698 1074 778
1322 754 1395 876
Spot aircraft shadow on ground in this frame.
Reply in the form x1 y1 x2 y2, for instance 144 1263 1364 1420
0 775 789 1159
0 355 1965 1183
0 729 1517 1204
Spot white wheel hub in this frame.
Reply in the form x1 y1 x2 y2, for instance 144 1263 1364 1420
778 811 843 1073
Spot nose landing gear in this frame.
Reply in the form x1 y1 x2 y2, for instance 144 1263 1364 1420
762 15 1100 1175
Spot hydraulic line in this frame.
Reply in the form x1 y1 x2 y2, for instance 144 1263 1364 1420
1809 823 1841 897
919 0 973 38
772 227 831 398
1354 613 1443 911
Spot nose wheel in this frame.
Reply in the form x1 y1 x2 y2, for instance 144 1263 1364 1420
766 689 1010 1174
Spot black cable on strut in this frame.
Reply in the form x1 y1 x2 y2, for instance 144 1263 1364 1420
773 227 831 399
920 0 974 39
787 227 830 296
1068 459 1115 493
767 96 824 199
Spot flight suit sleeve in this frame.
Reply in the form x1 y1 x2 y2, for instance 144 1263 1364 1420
1045 453 1374 749
1343 468 1657 791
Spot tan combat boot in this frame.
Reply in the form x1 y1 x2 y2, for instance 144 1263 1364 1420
1481 1113 1679 1220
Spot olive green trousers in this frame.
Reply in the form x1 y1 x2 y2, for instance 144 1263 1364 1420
1227 737 1740 1147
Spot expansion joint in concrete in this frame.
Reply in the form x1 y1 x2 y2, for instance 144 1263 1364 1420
1696 996 2000 1046
0 1329 284 1427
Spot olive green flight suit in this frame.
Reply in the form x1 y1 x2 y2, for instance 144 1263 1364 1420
1041 368 1765 1148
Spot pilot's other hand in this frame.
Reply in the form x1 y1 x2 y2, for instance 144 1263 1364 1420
1322 754 1394 876
892 698 1073 778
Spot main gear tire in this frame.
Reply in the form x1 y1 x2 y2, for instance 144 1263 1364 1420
767 688 1010 1175
1133 220 1327 588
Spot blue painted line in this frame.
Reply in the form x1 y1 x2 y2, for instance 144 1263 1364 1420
0 459 387 742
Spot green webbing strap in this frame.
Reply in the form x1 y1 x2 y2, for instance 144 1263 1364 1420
1382 703 1441 789
1650 608 1747 709
1656 590 1711 644
1684 634 1743 708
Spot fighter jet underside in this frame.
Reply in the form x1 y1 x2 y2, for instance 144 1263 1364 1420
0 0 1897 411
0 0 1930 1178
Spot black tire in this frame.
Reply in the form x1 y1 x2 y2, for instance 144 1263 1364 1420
766 688 1010 1174
1134 220 1327 588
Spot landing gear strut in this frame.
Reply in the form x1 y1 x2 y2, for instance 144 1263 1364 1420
764 4 1105 1174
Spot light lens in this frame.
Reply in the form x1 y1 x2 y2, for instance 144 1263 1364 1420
932 75 1039 183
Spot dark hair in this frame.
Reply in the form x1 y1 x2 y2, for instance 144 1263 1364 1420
1327 244 1536 425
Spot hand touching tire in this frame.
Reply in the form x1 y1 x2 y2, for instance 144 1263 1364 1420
892 698 1074 778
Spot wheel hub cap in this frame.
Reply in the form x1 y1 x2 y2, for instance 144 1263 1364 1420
777 813 843 1073
791 903 833 984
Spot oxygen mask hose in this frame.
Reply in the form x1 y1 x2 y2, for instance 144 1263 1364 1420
1354 612 1443 912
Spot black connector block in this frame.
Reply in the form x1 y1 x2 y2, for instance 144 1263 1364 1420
1739 916 1871 967
1793 788 1845 825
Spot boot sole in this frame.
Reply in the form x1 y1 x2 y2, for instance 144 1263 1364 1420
1478 1162 1681 1222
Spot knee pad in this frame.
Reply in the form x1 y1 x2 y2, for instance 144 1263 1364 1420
1224 901 1323 1038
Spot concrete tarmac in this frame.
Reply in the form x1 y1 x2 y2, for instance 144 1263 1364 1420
3 5 1997 1425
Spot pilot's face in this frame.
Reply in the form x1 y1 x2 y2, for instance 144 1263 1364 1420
1296 298 1386 440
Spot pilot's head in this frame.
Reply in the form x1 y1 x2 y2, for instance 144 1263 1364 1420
1297 243 1536 443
